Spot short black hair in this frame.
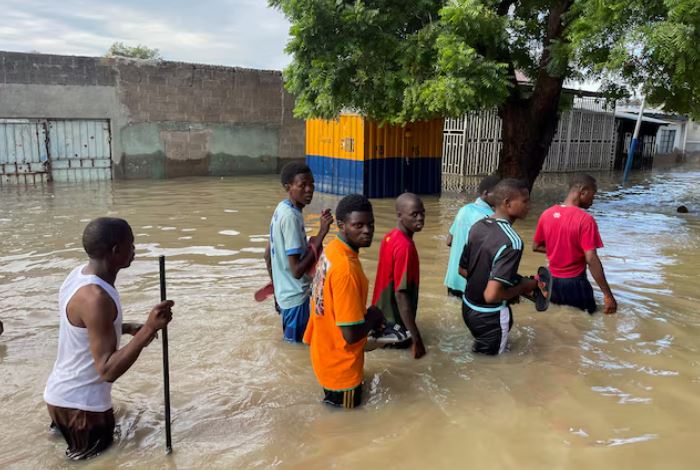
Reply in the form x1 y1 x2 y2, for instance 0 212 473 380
478 175 501 195
395 192 422 211
82 217 133 259
280 161 312 186
491 178 529 206
569 174 597 191
335 194 373 222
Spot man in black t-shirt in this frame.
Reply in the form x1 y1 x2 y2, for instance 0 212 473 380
459 179 538 355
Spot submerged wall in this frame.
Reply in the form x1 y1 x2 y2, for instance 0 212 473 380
0 51 304 179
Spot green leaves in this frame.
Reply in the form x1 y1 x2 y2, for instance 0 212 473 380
104 42 161 60
271 0 700 121
567 0 700 116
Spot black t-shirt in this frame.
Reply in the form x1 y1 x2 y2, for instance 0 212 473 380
459 217 523 311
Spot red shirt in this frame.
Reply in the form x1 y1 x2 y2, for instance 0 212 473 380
533 205 603 278
371 228 420 326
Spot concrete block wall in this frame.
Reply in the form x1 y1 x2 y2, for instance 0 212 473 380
0 51 305 179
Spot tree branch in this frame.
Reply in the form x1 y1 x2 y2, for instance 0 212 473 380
494 0 521 101
531 0 574 110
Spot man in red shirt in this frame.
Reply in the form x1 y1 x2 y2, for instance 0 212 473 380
533 174 617 314
371 193 426 359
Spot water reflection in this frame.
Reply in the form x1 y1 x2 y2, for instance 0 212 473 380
1 169 700 468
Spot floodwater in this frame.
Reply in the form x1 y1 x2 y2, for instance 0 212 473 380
1 168 699 469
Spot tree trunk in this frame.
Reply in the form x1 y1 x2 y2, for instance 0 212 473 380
496 0 571 190
497 82 564 190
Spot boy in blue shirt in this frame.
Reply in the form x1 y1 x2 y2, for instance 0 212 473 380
264 162 333 342
444 175 500 298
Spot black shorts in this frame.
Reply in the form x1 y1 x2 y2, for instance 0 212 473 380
323 384 362 409
447 288 464 298
551 273 597 314
47 404 115 460
462 302 513 355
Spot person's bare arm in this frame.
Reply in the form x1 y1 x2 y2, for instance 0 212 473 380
287 252 315 279
264 242 273 281
288 210 334 279
446 234 453 247
483 278 537 304
396 291 425 359
585 249 617 314
532 241 547 253
340 306 385 344
77 287 173 383
459 266 469 279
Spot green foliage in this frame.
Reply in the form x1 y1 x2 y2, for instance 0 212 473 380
105 42 161 60
272 0 700 121
569 0 700 117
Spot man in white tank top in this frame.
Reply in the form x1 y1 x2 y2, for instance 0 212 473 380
44 217 174 460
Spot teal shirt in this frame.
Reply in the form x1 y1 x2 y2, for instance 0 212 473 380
270 199 311 309
444 198 494 292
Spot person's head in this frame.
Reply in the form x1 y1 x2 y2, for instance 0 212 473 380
477 175 501 206
491 178 531 220
280 162 314 207
568 174 598 209
396 192 425 235
335 194 374 249
82 217 135 268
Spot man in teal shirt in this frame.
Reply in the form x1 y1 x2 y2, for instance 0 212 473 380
444 175 500 298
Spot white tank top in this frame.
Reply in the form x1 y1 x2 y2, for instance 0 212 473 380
44 265 122 412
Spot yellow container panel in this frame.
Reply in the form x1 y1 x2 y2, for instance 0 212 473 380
305 115 364 161
363 118 443 159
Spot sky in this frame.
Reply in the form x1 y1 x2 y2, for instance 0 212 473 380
0 0 292 70
0 0 603 92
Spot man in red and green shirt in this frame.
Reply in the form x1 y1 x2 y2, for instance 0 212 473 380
371 193 426 359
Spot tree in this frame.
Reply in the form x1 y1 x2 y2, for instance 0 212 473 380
270 0 700 187
105 42 161 60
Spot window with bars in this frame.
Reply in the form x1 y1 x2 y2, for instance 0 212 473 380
657 129 676 154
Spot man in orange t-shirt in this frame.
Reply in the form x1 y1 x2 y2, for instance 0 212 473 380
303 194 385 408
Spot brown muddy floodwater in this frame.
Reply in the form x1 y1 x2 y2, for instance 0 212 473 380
1 169 700 469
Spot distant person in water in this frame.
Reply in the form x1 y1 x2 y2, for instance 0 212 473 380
533 174 617 314
444 175 500 298
44 217 173 460
264 162 333 343
303 195 385 408
459 179 539 355
371 193 427 358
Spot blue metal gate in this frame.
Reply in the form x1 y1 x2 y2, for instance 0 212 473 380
0 119 112 184
0 119 49 184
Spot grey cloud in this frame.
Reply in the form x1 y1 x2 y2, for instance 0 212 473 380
0 0 292 69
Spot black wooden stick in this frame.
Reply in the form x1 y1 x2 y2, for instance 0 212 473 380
159 255 172 454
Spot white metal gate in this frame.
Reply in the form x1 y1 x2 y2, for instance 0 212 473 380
442 97 617 176
0 119 112 184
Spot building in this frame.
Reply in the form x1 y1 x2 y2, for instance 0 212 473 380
0 51 304 185
442 93 618 178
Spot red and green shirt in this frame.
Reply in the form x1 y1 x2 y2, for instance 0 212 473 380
371 228 420 326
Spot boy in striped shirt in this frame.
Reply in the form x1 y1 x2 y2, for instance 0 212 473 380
458 179 539 355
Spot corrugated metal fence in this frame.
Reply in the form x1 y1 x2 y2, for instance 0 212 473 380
443 97 617 177
0 119 112 185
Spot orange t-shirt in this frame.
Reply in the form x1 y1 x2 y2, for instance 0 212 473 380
303 237 368 391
